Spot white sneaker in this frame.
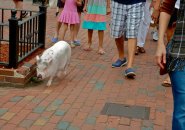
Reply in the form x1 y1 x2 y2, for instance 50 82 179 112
152 31 159 41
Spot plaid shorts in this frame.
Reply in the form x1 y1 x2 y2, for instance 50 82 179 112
110 1 144 38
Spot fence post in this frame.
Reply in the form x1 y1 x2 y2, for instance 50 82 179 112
8 10 19 68
38 1 47 48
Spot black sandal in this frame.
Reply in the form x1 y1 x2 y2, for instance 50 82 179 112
21 11 28 18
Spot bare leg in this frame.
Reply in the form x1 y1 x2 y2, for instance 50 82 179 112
53 8 63 38
69 24 76 48
54 22 62 38
98 30 105 55
13 0 23 17
61 23 68 40
74 12 81 41
127 38 136 69
70 24 75 42
115 36 125 60
84 29 93 51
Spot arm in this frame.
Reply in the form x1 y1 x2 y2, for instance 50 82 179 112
155 0 177 69
151 0 162 23
106 0 111 15
83 0 88 12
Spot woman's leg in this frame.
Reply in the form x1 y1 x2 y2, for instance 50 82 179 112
84 29 93 51
74 12 81 42
170 71 185 130
70 24 75 42
61 23 68 40
13 0 23 17
98 30 105 55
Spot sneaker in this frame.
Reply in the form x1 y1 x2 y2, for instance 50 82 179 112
69 42 76 48
125 68 136 78
112 58 127 68
51 37 58 43
152 31 159 41
73 40 81 46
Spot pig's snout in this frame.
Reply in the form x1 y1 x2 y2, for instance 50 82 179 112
37 74 42 80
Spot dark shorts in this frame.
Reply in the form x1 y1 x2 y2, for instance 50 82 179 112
57 0 64 8
168 8 178 27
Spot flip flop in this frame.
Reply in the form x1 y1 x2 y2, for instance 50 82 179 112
83 46 92 51
21 12 28 18
162 80 171 87
98 49 105 55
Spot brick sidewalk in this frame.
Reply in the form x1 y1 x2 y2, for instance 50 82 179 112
0 1 173 130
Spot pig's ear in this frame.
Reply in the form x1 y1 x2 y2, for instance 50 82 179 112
36 55 41 63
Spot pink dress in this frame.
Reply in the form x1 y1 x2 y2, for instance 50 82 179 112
58 0 80 24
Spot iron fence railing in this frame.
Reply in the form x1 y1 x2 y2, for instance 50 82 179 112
0 4 47 68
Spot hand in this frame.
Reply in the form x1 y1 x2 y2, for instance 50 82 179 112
83 5 87 13
76 0 82 6
155 40 166 69
151 9 160 23
106 7 111 15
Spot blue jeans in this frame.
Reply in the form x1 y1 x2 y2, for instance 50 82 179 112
170 70 185 130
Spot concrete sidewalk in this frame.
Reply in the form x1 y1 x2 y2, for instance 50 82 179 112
0 1 173 130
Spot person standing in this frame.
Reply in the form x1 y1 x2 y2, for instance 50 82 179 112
110 0 145 78
135 0 151 55
156 0 185 129
82 0 110 55
13 0 27 18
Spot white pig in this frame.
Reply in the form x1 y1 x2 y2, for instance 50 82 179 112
36 41 71 87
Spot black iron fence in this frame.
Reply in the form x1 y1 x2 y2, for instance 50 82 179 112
0 4 47 68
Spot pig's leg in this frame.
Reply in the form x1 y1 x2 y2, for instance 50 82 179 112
63 63 69 75
47 76 54 87
57 70 62 78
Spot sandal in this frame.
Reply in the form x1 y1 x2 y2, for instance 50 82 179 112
56 12 59 16
135 46 139 55
98 49 105 55
162 79 171 87
21 11 28 18
138 47 146 53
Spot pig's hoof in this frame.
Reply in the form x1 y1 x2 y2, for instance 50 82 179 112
46 82 51 87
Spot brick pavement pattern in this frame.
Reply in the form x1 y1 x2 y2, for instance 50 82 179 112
0 0 173 130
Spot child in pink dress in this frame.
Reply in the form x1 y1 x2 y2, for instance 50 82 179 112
58 0 80 47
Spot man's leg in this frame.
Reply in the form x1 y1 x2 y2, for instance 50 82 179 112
125 2 144 78
136 2 151 54
110 1 127 67
127 38 137 68
115 36 125 60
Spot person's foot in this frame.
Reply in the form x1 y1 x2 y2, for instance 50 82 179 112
138 47 146 53
83 45 92 51
73 40 81 46
21 11 28 18
125 68 136 79
135 46 139 55
98 49 105 55
70 42 76 48
112 58 127 68
56 12 59 16
152 31 159 41
162 77 171 87
51 37 58 43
